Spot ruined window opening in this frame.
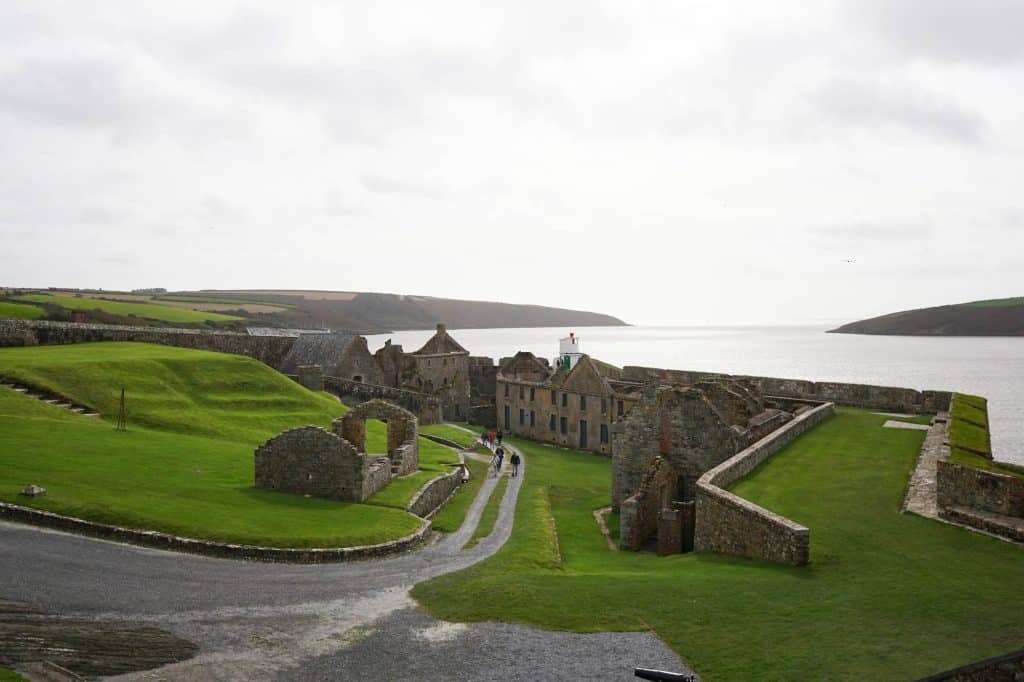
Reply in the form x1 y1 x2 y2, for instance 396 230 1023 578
560 416 567 434
443 358 447 366
561 393 568 407
353 375 363 383
529 387 535 402
530 410 536 427
504 383 509 397
519 386 524 400
580 395 587 410
617 400 624 416
674 476 686 502
600 423 609 444
519 408 525 425
601 398 607 414
551 390 557 404
549 414 556 431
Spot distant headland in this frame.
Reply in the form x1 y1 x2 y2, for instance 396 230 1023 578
830 297 1024 336
0 287 627 333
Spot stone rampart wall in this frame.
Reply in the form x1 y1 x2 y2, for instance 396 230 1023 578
917 647 1024 681
694 402 835 566
0 319 295 368
407 467 464 518
621 365 951 414
936 460 1024 518
323 376 443 425
468 404 497 428
362 457 393 500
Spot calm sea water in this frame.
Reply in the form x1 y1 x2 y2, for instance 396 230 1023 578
365 325 1024 465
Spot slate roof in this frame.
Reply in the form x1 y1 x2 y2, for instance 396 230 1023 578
414 326 468 355
279 333 357 374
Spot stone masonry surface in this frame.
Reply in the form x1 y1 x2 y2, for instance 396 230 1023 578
694 402 835 566
324 376 443 425
254 425 391 503
903 414 950 518
0 319 296 368
407 467 464 518
621 365 951 414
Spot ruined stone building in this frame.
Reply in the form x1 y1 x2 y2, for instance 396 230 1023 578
612 380 795 553
496 350 643 455
279 333 384 384
254 399 419 502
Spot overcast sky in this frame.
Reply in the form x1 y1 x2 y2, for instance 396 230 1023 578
2 1 1022 325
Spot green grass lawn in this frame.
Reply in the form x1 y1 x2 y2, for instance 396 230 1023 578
13 293 241 323
420 423 480 449
0 301 45 319
0 342 453 547
413 408 1024 680
364 438 459 510
0 666 26 681
466 471 509 548
432 458 489 532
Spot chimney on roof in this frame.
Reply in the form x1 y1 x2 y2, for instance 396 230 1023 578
437 323 446 334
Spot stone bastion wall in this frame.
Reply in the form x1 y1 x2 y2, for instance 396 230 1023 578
0 319 296 369
694 402 835 566
622 365 951 415
407 466 465 518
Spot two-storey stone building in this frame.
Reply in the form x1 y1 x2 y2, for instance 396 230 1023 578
496 349 643 455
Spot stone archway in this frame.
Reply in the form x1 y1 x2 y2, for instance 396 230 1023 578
334 399 420 476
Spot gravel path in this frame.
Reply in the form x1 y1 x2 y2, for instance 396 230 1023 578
0 438 691 681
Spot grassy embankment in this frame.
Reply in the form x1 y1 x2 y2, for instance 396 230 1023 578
0 667 26 681
12 293 241 323
420 423 480 449
413 408 1024 679
431 458 489 533
0 301 46 320
948 392 1024 479
0 342 456 547
464 471 509 548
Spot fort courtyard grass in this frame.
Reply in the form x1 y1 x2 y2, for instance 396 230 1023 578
0 342 450 547
12 293 241 323
413 408 1024 679
419 423 479 449
431 458 489 533
465 471 509 548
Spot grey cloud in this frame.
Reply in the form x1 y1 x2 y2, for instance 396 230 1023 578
852 0 1024 65
810 78 984 143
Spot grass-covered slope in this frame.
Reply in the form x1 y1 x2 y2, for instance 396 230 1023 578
0 301 46 319
0 343 341 442
947 392 1024 479
0 342 436 547
12 293 241 323
830 296 1024 336
413 409 1024 679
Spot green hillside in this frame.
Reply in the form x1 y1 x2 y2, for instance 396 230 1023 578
0 301 46 320
0 342 450 547
831 296 1024 336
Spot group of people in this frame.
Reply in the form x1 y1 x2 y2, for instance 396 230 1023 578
480 429 520 477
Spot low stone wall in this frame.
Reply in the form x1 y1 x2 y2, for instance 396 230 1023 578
937 461 1024 518
621 365 951 415
420 433 465 450
0 320 295 369
694 402 835 566
324 376 443 425
0 502 430 563
407 467 465 518
917 647 1024 681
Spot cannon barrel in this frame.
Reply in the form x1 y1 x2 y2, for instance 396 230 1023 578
634 668 695 682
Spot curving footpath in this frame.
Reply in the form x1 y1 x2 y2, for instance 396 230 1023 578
0 435 688 681
4 432 688 675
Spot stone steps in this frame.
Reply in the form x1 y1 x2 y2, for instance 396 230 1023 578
940 505 1024 543
0 381 101 418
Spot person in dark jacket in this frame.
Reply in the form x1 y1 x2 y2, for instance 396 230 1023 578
496 429 504 445
510 451 521 477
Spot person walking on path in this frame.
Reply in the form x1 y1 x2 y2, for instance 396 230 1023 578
496 429 503 446
495 446 505 472
510 451 520 477
488 431 495 447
